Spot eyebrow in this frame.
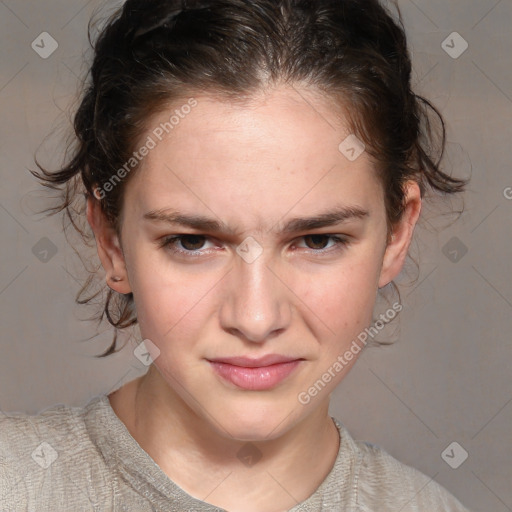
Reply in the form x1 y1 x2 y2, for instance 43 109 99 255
143 205 369 235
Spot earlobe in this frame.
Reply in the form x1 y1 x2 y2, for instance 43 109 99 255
378 181 422 289
86 195 132 294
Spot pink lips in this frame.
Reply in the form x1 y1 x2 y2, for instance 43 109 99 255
208 355 303 391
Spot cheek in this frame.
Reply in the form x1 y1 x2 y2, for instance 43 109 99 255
128 257 217 346
133 277 214 385
296 255 380 335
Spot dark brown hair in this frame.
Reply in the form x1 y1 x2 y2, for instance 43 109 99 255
32 0 469 356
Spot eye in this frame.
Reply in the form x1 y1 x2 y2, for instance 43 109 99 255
295 234 349 253
159 234 214 256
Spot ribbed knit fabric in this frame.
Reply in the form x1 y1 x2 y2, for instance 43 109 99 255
0 394 472 511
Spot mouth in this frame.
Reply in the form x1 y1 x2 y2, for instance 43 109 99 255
207 355 304 391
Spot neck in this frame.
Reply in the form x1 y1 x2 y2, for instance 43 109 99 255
109 366 340 512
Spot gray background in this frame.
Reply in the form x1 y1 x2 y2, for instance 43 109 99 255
1 1 511 510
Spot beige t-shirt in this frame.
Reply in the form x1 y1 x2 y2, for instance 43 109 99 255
0 393 472 511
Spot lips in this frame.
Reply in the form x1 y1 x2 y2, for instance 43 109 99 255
207 354 304 391
208 354 302 368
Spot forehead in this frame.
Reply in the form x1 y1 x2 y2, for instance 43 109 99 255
123 85 384 228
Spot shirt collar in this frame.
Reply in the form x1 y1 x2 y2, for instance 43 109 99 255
84 393 360 511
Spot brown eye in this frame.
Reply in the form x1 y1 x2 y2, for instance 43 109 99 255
160 234 212 255
303 234 331 250
178 235 207 251
295 234 349 255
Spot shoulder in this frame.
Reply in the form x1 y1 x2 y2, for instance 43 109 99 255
0 395 114 509
0 398 97 462
332 418 472 512
354 440 472 511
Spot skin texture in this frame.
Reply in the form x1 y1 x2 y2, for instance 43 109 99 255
87 84 422 512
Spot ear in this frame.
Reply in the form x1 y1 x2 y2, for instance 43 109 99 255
86 193 132 294
378 181 422 289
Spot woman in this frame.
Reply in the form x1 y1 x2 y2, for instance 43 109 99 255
0 0 472 510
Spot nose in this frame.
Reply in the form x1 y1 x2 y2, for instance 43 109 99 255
219 249 292 343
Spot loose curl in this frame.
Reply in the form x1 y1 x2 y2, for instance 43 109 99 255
31 0 469 356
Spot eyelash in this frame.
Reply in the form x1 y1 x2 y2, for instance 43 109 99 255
158 234 350 258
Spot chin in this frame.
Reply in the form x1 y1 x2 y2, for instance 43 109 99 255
210 401 303 443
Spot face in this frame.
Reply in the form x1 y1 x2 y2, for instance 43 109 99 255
89 84 420 441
